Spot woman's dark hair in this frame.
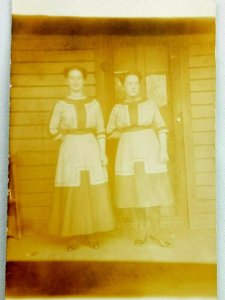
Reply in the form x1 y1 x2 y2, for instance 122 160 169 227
63 66 87 79
120 71 142 84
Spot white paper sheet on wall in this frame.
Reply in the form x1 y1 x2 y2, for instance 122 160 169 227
146 74 168 107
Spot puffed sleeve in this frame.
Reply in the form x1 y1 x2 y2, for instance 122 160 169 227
95 101 106 139
106 106 121 139
49 101 63 140
152 101 169 134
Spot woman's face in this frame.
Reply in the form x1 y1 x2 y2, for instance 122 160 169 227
67 69 84 92
123 75 140 98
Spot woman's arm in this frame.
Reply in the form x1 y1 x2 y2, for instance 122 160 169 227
106 106 121 139
96 101 108 166
158 132 169 163
49 101 63 140
97 137 108 166
152 102 169 163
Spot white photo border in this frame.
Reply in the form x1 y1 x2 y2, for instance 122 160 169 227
1 0 224 299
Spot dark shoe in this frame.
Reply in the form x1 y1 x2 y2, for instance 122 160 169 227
86 236 100 249
66 237 81 251
90 242 99 249
66 242 80 252
88 240 100 249
134 239 146 247
149 234 173 247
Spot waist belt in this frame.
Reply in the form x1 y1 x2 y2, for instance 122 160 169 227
119 125 153 133
61 128 95 135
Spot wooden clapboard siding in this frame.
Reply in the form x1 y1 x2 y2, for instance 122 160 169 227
10 34 99 234
190 79 215 92
194 145 215 158
188 33 216 228
14 152 58 166
12 50 94 62
191 105 215 118
19 166 56 179
10 112 50 125
11 62 95 75
189 55 215 68
199 213 216 229
192 119 215 131
20 193 53 208
10 125 49 139
11 86 96 98
196 172 215 186
191 91 215 104
190 68 215 80
10 99 60 113
197 199 216 213
21 207 51 223
193 132 215 145
19 179 54 194
12 74 96 86
10 140 59 153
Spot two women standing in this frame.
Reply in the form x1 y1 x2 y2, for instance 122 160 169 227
49 66 174 250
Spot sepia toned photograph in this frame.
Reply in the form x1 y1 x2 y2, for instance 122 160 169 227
5 1 216 299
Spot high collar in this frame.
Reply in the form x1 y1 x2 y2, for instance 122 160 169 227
123 97 146 105
65 96 92 104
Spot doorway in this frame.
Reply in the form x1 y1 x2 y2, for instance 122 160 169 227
103 35 189 227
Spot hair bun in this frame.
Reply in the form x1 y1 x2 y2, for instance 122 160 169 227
63 66 87 79
120 71 142 83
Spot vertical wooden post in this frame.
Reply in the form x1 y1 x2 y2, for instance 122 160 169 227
94 36 106 115
94 35 115 119
168 35 190 226
178 35 199 228
94 35 117 192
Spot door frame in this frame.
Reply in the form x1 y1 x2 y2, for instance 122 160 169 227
94 34 198 228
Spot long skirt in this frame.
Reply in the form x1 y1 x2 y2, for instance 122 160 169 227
115 162 174 208
115 129 174 208
49 133 114 236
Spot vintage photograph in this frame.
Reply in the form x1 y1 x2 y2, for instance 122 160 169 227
5 2 216 298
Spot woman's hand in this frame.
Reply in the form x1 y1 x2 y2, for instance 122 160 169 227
100 152 108 166
159 150 169 163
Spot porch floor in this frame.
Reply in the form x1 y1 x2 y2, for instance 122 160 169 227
6 228 216 263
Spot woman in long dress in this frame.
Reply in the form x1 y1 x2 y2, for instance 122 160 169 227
49 66 114 250
107 72 174 247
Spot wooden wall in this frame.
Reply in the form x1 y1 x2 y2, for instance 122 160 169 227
10 35 100 234
10 31 216 234
187 34 216 228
